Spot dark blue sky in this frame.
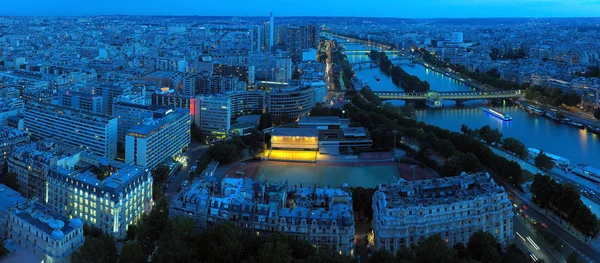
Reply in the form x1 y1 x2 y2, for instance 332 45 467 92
3 0 600 17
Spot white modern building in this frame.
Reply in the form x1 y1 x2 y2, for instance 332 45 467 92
190 95 231 139
23 102 118 159
6 200 85 263
125 108 190 169
112 102 174 145
372 172 514 252
266 85 315 119
57 90 103 113
275 57 293 83
451 32 464 43
228 90 265 118
46 155 153 239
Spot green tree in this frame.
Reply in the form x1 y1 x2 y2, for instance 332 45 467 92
369 249 395 263
399 104 417 120
151 165 170 184
1 172 19 191
137 198 169 257
467 230 501 263
125 224 137 241
414 235 458 263
566 252 580 263
534 150 554 171
119 241 146 263
190 124 206 143
196 222 244 263
256 241 293 263
459 152 483 173
460 124 473 136
153 215 199 263
71 226 117 263
502 137 528 159
477 125 502 145
0 239 9 258
258 112 273 130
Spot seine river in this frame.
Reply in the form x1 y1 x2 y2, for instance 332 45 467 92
342 41 600 166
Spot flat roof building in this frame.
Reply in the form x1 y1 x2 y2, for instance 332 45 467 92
113 102 175 145
190 95 231 139
57 90 103 113
125 108 190 169
23 101 118 159
372 172 514 253
271 127 319 150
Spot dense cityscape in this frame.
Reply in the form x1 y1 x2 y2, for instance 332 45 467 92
1 4 600 263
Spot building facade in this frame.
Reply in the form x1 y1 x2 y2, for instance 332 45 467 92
190 95 231 139
112 102 174 145
46 155 153 239
267 85 315 119
0 125 30 166
170 177 355 255
8 140 81 200
23 102 118 159
57 90 103 113
228 90 265 118
125 108 190 169
6 200 85 263
0 97 24 123
372 172 514 252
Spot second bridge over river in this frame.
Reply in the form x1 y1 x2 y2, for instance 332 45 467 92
374 90 523 108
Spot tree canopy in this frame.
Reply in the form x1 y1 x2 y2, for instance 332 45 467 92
534 150 554 171
524 86 581 107
501 137 528 159
369 50 430 92
531 173 599 237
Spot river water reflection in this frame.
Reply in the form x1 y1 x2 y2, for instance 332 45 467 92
341 41 600 166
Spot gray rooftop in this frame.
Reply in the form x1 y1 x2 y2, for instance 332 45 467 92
272 127 318 137
298 116 341 126
128 108 189 135
0 184 26 213
8 200 79 237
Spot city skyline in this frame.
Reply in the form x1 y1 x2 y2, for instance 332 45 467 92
3 0 600 18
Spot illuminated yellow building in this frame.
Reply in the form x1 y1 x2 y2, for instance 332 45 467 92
269 128 318 162
271 128 318 150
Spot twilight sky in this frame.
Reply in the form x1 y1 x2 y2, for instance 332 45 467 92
3 0 600 17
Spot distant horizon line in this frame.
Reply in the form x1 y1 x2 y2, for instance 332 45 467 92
2 14 600 20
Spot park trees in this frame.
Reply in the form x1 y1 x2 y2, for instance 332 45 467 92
534 150 554 171
531 173 600 237
501 137 528 159
71 225 118 263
